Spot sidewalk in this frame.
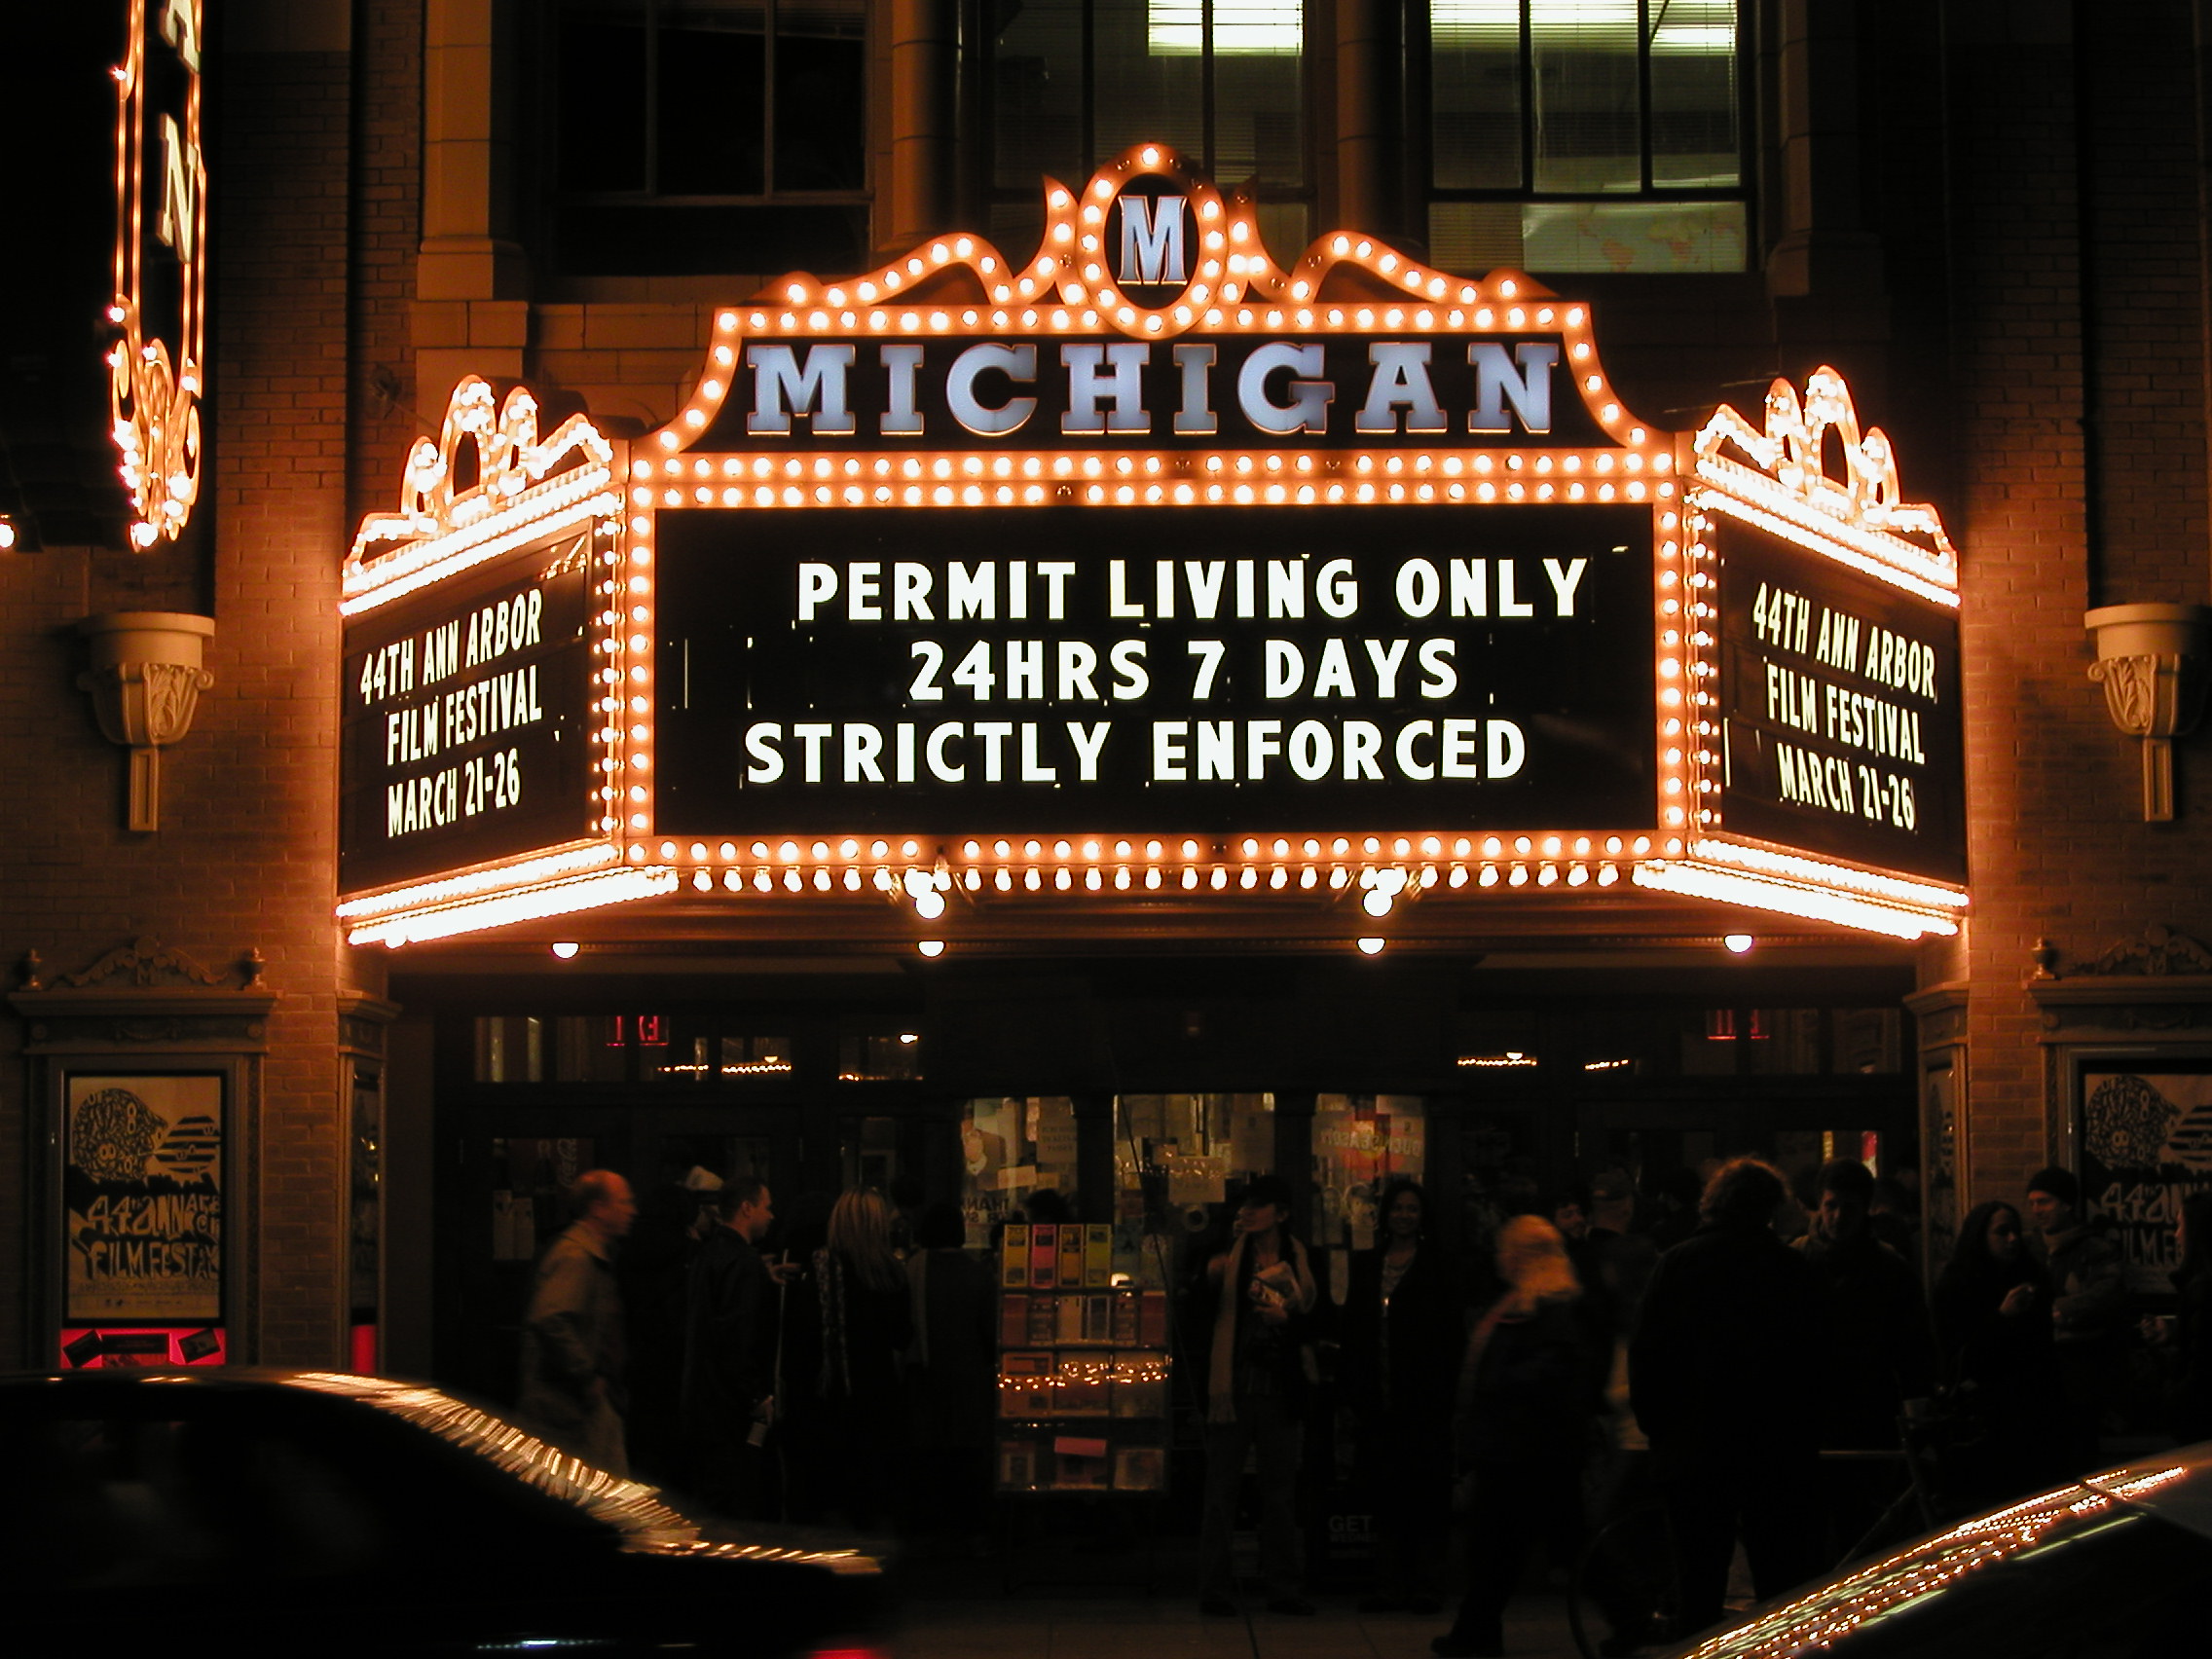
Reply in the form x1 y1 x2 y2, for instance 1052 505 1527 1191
894 1567 1591 1659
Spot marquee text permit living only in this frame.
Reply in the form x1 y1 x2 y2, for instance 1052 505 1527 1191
744 552 1594 789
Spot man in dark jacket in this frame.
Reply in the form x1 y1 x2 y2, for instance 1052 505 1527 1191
1794 1158 1936 1555
1630 1158 1828 1639
518 1169 637 1474
2026 1164 2127 1474
680 1176 791 1516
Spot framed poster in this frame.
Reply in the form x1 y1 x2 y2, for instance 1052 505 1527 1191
2077 1057 2212 1298
63 1072 224 1321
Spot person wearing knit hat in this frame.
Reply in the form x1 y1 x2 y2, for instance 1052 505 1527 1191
2026 1161 2126 1475
2025 1165 2080 1211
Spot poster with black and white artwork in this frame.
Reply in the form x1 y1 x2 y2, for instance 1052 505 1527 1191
2080 1067 2212 1297
64 1074 223 1320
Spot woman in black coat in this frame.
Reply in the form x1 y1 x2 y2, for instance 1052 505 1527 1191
1338 1179 1466 1613
1933 1198 2065 1505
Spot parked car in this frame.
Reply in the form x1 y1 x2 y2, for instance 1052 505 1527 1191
0 1368 891 1657
1670 1445 2212 1658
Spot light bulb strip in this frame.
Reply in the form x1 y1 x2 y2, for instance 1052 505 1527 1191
347 384 619 599
646 148 1660 461
634 447 1674 511
346 866 681 948
1675 503 1722 831
342 475 617 615
1631 860 1959 940
1692 366 1959 584
1691 466 1959 607
109 0 207 550
338 841 622 919
1688 837 1966 910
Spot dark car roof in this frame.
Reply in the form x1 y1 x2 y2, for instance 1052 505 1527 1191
0 1368 879 1575
2076 1444 2212 1540
1667 1442 2212 1659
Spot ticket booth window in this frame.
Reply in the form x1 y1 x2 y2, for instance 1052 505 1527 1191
960 1096 1081 1243
1310 1093 1428 1255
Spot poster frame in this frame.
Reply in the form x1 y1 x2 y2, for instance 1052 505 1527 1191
2064 1043 2212 1305
50 1056 246 1354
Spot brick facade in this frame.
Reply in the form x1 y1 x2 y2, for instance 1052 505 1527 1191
9 2 2212 1372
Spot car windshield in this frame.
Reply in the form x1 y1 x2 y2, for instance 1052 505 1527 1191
1675 1478 2212 1659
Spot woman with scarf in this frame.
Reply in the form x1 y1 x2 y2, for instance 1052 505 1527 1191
1191 1173 1319 1617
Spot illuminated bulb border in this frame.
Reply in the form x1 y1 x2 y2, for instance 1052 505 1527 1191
1689 836 1967 913
346 867 681 948
1631 861 1958 940
337 841 621 920
342 170 1963 948
109 0 206 551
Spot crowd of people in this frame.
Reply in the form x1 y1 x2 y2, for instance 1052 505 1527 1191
507 1157 2212 1659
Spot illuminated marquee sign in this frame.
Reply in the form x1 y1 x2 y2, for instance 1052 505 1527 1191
338 147 1967 947
109 0 205 549
658 505 1653 837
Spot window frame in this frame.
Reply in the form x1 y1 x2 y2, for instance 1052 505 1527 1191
1412 0 1752 271
549 0 873 211
974 0 1317 227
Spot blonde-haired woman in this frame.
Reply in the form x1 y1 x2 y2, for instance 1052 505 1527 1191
808 1190 913 1529
1432 1215 1598 1658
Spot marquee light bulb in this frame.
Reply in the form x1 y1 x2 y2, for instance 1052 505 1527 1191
1724 934 1754 954
1357 937 1386 955
551 941 579 959
918 940 945 958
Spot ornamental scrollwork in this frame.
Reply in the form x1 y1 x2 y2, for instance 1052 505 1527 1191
1693 366 1958 575
2082 925 2212 977
56 936 229 990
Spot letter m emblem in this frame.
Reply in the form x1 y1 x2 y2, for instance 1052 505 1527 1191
1118 196 1188 286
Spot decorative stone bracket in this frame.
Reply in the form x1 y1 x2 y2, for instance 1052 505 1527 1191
2084 604 2211 822
76 611 215 832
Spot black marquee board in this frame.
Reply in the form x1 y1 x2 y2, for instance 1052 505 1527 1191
652 502 1658 838
1715 515 1966 886
339 531 600 893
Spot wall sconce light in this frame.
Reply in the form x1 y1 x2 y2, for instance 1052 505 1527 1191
2085 604 2211 821
76 611 215 832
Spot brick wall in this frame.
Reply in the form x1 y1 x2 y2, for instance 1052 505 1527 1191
0 40 358 1367
1939 11 2212 1213
349 1 425 534
204 47 354 1365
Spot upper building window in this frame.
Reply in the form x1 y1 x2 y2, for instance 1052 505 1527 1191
1424 0 1744 274
984 0 1311 263
548 0 868 276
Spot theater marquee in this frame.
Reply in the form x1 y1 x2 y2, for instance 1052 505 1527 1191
338 147 1967 948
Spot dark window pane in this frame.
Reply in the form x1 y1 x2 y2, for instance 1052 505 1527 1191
559 18 647 191
993 0 1086 192
556 203 869 274
775 25 867 190
660 16 766 195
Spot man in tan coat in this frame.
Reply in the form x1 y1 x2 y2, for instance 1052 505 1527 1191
518 1169 638 1474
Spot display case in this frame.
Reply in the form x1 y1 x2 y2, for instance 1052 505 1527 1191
993 1222 1172 1493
